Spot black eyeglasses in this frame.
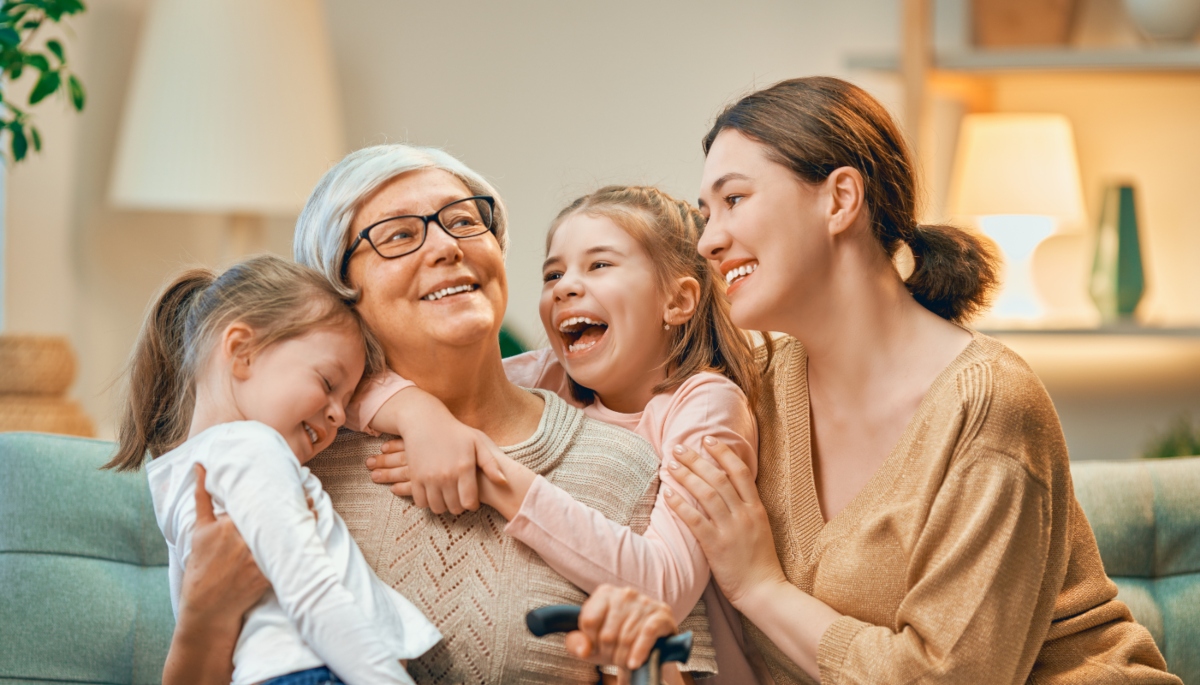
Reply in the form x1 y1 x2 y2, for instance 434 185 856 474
340 195 496 281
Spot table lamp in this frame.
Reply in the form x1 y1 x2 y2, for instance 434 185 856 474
110 0 344 258
948 113 1087 325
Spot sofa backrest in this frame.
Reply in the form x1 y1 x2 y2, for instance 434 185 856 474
0 431 173 685
1071 456 1200 683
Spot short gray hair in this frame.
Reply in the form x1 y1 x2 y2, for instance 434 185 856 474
294 144 509 301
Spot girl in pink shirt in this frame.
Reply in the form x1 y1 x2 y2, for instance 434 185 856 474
353 186 764 683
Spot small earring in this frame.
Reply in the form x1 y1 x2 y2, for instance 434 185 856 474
663 323 670 330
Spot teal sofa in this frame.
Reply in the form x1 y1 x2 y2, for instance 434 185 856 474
0 432 1195 683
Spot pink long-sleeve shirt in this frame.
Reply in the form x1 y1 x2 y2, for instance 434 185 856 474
348 348 762 683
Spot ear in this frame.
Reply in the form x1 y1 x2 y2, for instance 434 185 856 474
219 322 258 381
663 276 701 327
824 166 866 238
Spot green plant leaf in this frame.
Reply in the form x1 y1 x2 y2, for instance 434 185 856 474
46 38 63 61
67 72 84 109
28 69 59 104
0 27 18 46
11 123 28 161
30 125 41 151
25 53 49 72
8 62 23 80
20 18 40 30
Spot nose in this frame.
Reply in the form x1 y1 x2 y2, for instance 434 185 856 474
552 270 583 302
326 399 346 429
696 217 728 262
420 218 464 266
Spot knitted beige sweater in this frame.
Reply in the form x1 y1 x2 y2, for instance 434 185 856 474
308 389 714 684
745 335 1178 685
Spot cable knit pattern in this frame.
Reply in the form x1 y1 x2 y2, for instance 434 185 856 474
309 390 712 684
745 334 1178 685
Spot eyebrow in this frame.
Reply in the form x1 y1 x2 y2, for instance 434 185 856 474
710 172 751 194
542 245 625 270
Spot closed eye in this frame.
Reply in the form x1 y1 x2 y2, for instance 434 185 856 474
590 261 613 270
321 375 333 393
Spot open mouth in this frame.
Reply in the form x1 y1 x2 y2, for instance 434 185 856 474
422 283 479 301
558 315 609 354
725 262 758 287
302 422 319 445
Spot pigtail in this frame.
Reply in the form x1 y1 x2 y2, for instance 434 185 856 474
104 269 214 471
905 223 1000 323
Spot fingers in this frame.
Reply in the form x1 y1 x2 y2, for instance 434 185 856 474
475 436 509 486
390 482 414 498
664 487 716 541
627 606 676 670
668 445 734 523
457 471 480 512
365 448 406 471
193 464 216 524
564 630 594 661
378 438 406 454
575 585 677 671
369 465 411 485
701 436 757 503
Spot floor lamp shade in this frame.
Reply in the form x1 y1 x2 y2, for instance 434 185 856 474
110 0 345 215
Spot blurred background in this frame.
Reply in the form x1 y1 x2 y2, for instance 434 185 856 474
2 0 1199 461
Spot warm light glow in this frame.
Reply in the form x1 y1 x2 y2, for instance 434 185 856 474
949 114 1087 324
949 113 1087 229
110 0 345 215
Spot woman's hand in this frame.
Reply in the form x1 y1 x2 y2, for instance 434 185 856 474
664 437 790 607
366 386 507 515
371 446 537 521
163 465 269 685
566 584 678 673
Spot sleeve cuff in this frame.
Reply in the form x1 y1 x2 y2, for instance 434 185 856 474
345 373 416 435
503 474 551 540
817 615 869 685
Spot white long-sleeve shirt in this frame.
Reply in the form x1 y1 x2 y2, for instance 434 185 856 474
146 421 442 685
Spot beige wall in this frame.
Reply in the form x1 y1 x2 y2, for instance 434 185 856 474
5 0 1197 460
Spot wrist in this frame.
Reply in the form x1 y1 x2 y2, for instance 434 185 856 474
731 574 794 619
372 386 443 435
479 459 535 519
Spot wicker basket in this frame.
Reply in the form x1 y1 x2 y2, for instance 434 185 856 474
0 396 95 437
0 335 77 396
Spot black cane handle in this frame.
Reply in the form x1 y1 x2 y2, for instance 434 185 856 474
525 604 693 664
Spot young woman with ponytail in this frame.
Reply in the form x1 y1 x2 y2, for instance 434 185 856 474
663 77 1178 684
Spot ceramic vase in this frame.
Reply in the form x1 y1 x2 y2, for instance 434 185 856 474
1089 184 1146 322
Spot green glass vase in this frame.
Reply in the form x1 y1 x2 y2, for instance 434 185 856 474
1089 184 1145 322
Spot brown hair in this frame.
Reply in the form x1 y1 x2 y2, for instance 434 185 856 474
105 254 384 471
548 185 764 409
703 77 998 322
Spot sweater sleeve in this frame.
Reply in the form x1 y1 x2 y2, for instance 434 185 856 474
201 423 414 685
816 449 1054 685
344 372 415 436
505 375 757 622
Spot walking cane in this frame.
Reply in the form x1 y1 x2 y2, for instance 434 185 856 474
527 604 693 685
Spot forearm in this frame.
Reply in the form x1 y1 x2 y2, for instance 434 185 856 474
733 578 841 682
476 453 536 520
162 613 240 685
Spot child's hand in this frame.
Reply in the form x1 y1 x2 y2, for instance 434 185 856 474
367 387 507 515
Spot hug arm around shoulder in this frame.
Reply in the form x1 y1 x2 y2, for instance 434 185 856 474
201 426 415 684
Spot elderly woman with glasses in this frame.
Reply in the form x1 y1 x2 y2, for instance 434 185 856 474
157 144 699 685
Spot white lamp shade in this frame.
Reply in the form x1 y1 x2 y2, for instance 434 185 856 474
948 113 1087 229
110 0 345 215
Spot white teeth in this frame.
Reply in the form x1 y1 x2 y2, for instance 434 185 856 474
422 284 476 301
568 339 599 353
725 263 758 285
558 316 606 332
303 423 318 444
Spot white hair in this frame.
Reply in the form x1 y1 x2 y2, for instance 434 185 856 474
294 143 508 301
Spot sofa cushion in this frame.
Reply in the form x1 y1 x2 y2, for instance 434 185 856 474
0 432 172 685
1072 457 1200 683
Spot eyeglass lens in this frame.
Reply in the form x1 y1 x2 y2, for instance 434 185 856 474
369 198 493 257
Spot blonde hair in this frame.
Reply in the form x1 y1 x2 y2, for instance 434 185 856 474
548 185 765 409
105 255 384 471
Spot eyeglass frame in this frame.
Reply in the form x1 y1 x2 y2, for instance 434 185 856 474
339 195 497 282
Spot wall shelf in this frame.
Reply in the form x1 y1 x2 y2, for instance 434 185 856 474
847 46 1200 74
979 325 1200 338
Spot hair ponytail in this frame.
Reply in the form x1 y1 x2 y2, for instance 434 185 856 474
703 77 999 323
905 223 998 322
105 254 384 472
106 269 214 471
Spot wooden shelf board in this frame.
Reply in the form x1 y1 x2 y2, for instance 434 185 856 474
980 325 1200 338
847 46 1200 74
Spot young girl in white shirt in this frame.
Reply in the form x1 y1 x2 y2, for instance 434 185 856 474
105 255 441 685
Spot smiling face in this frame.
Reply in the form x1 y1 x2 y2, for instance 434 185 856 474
697 129 834 333
345 168 507 363
232 323 366 463
540 212 675 413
